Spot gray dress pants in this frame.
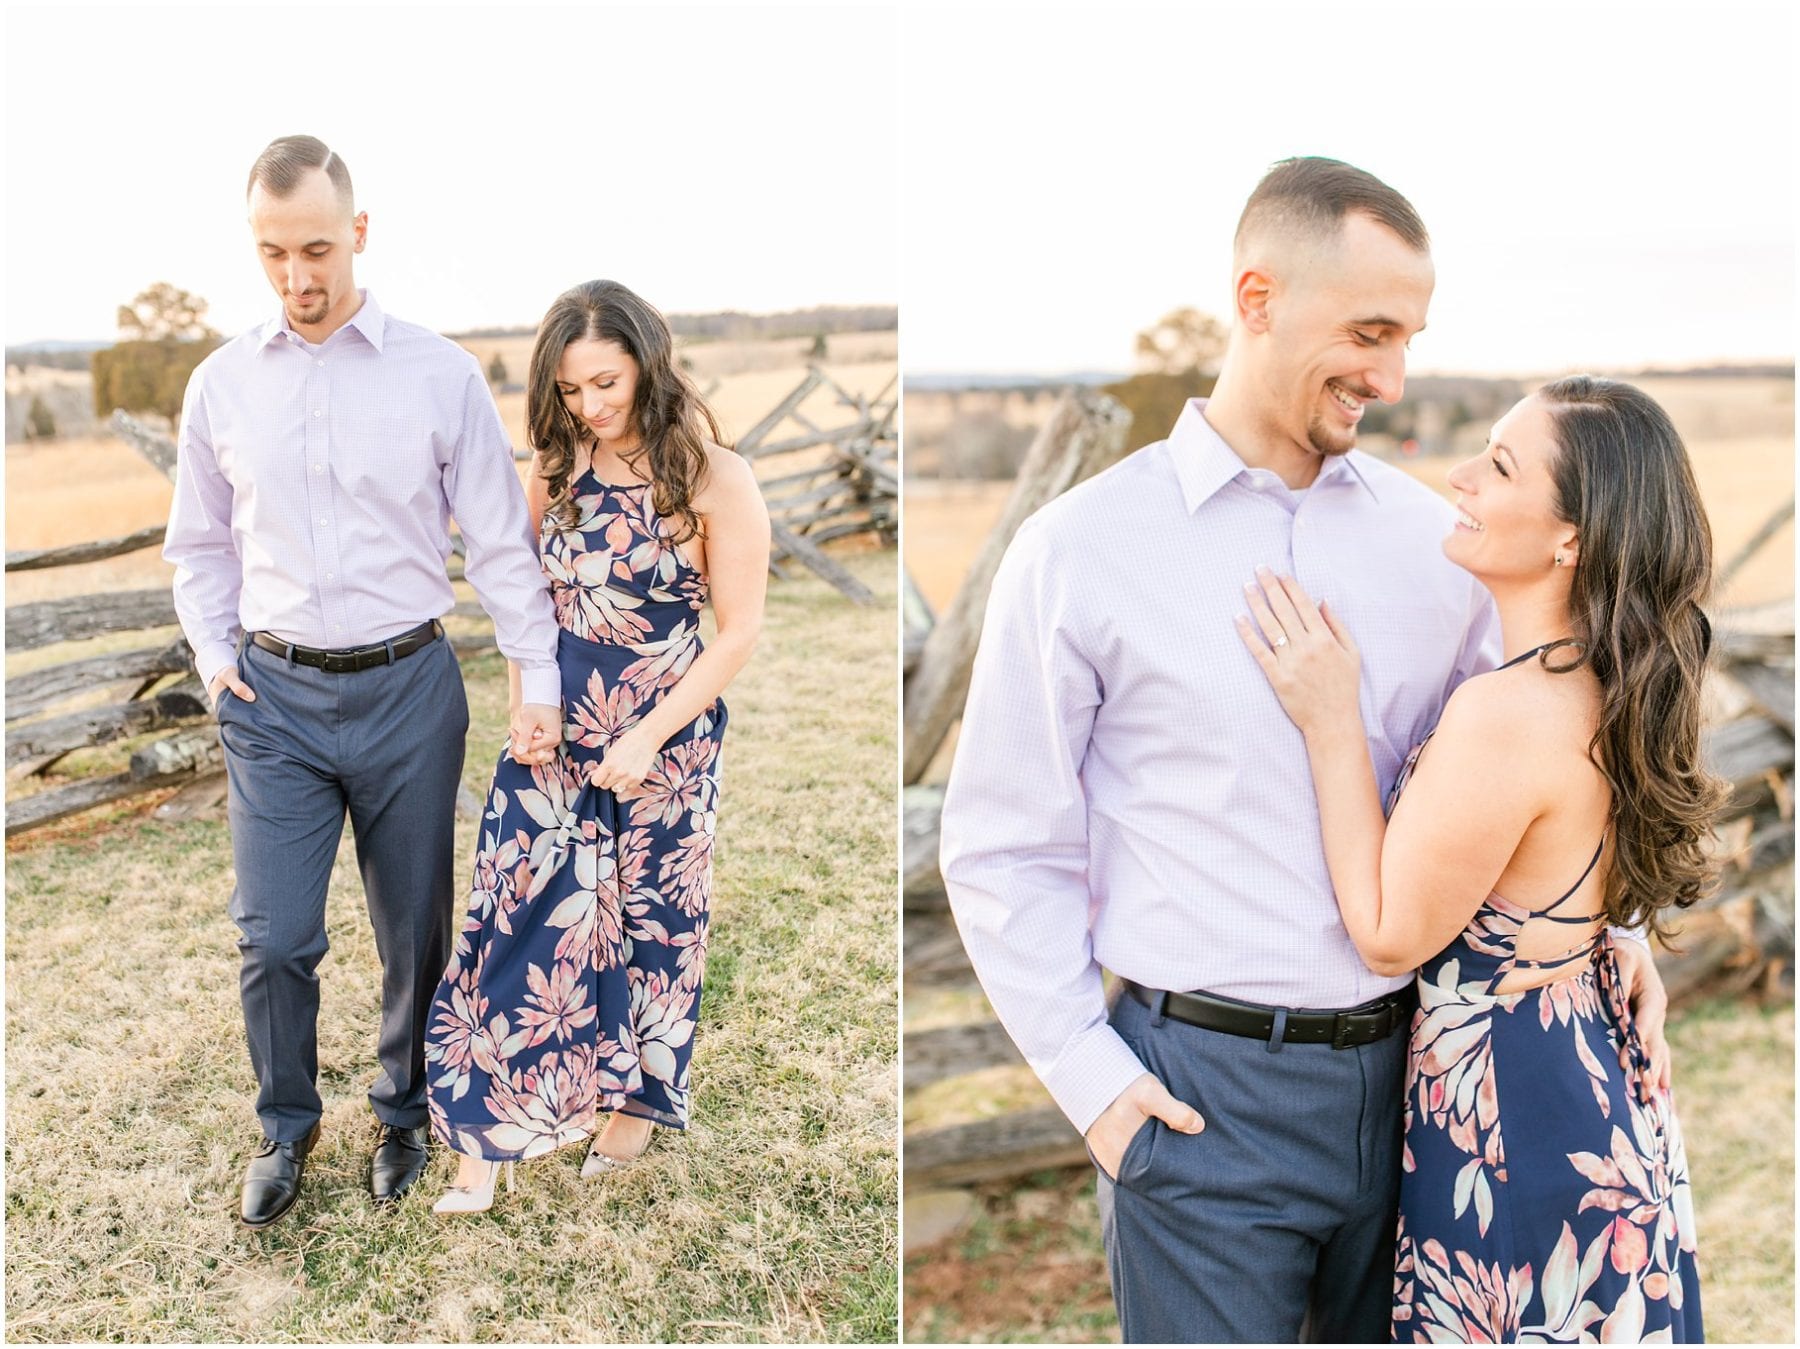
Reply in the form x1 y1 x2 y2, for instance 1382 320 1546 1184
1093 985 1408 1344
216 633 469 1143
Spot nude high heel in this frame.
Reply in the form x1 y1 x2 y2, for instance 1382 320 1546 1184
432 1159 515 1215
582 1126 654 1179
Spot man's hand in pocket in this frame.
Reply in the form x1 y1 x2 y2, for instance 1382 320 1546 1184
1086 1071 1205 1181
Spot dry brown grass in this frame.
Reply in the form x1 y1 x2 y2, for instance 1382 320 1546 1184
4 550 899 1343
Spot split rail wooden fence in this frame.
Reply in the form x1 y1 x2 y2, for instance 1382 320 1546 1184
5 367 895 836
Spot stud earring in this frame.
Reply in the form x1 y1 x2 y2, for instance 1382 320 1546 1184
1554 552 1567 568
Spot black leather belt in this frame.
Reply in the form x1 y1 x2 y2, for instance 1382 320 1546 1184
251 619 442 673
1124 979 1415 1049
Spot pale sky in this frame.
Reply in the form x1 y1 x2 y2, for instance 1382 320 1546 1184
900 4 1796 376
3 4 898 345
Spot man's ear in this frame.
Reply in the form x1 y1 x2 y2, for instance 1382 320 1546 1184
1234 265 1274 335
352 210 369 254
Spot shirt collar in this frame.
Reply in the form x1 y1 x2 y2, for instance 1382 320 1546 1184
254 288 386 353
1167 397 1381 511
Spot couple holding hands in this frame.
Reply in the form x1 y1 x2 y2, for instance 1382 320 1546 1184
942 157 1714 1343
164 135 769 1227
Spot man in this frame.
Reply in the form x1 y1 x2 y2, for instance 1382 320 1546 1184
164 135 562 1227
939 157 1669 1342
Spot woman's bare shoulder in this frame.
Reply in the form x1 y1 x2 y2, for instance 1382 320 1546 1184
695 442 761 504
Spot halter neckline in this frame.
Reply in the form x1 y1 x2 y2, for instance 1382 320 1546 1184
580 465 651 492
1497 640 1578 672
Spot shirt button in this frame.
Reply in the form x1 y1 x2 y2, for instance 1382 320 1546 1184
318 518 328 527
313 409 323 418
315 359 325 367
325 572 335 581
313 464 324 474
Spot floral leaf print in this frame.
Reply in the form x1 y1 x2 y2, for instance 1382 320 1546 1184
568 668 639 749
1406 1235 1533 1343
631 968 699 1086
515 960 598 1047
621 627 699 697
630 740 713 829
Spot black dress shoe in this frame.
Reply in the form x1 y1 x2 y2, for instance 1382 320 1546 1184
240 1121 321 1228
370 1123 430 1202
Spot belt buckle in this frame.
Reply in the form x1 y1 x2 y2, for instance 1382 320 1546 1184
1332 1004 1387 1050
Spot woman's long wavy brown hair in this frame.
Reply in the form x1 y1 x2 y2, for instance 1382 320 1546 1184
1540 375 1727 938
527 279 725 542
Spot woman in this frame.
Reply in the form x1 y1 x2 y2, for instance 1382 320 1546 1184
1235 376 1717 1342
424 279 770 1211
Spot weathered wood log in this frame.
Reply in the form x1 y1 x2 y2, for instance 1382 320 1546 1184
5 680 209 769
905 909 976 985
905 784 948 910
1717 494 1795 594
7 772 168 836
766 478 862 516
1704 714 1795 807
904 1020 1024 1092
760 460 851 494
152 771 230 822
4 726 223 838
752 422 875 459
904 570 935 680
806 516 894 547
904 390 1132 783
1726 660 1795 735
6 524 169 573
903 1106 1084 1190
5 638 194 722
111 410 179 481
129 726 224 779
1657 926 1754 1005
6 589 180 652
737 370 825 456
768 522 874 605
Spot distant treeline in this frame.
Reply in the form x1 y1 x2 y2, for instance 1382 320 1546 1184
452 304 899 344
909 363 1794 396
5 346 99 372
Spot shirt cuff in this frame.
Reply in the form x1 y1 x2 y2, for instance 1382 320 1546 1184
1041 1022 1151 1136
518 666 562 710
1608 924 1651 948
193 641 240 703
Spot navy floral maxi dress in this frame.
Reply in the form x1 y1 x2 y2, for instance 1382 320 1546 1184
425 470 724 1161
1387 717 1702 1341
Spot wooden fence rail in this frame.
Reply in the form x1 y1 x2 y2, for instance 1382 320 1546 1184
7 366 893 835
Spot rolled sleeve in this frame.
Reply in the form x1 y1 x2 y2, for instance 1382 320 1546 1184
444 364 562 706
940 517 1146 1134
163 366 244 691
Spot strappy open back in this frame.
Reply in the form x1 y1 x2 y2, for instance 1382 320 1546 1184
1387 640 1611 992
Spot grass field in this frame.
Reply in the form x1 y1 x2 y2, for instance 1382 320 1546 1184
4 550 899 1344
902 997 1795 1344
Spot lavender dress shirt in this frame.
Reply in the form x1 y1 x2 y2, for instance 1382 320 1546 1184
163 291 561 707
939 399 1502 1134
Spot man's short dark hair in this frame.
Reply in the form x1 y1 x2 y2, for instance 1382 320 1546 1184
246 135 354 209
1235 156 1428 255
